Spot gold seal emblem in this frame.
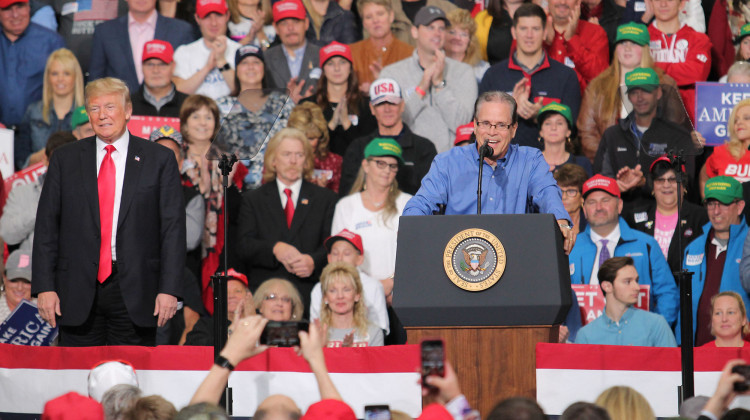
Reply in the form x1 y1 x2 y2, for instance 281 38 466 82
443 229 506 291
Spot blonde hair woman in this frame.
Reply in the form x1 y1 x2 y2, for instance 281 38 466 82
704 291 750 348
444 9 489 84
287 102 342 192
227 0 275 46
595 386 655 420
700 98 750 197
252 278 304 321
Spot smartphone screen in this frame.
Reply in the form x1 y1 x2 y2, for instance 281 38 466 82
364 405 391 420
421 339 445 389
260 320 309 347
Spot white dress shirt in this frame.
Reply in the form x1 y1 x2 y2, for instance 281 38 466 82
96 132 130 261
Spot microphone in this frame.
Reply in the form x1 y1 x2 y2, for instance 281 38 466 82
479 140 493 159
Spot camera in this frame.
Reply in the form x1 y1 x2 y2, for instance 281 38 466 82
732 365 750 392
259 320 309 347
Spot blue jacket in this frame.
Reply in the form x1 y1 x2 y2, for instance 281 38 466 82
678 220 750 344
569 217 680 326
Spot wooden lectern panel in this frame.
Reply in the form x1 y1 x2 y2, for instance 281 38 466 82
407 325 558 417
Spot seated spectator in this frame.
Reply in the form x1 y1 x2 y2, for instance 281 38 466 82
703 291 750 348
700 99 750 196
578 22 683 162
16 48 83 168
301 0 359 45
595 385 655 420
310 229 389 333
726 61 750 84
42 392 104 420
173 0 240 100
560 401 611 420
175 402 231 420
553 163 589 237
569 174 679 326
474 0 521 66
251 278 304 321
453 121 473 147
100 384 142 420
575 256 677 346
0 0 64 133
218 44 293 189
444 9 490 84
0 250 34 322
623 156 707 277
287 102 343 192
226 0 276 47
71 105 95 140
340 78 436 196
301 41 377 157
479 3 581 150
131 40 188 118
123 395 177 420
0 131 76 252
237 127 338 313
264 0 321 103
319 261 384 347
349 0 413 93
88 0 194 93
380 5 477 153
88 360 139 402
486 397 546 420
544 0 609 93
537 103 592 176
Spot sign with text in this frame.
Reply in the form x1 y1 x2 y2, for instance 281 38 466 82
0 300 57 346
3 162 46 203
0 128 14 180
695 82 750 146
127 115 181 140
572 284 650 325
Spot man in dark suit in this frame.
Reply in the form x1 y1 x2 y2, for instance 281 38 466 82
237 127 337 314
32 77 186 346
88 0 194 93
264 0 320 103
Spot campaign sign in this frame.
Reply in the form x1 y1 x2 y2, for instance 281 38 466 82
3 162 46 203
695 82 750 146
127 115 181 139
0 300 57 346
572 284 650 325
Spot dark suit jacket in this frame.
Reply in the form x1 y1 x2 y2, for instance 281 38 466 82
237 180 337 310
32 134 186 327
264 43 321 96
88 14 195 92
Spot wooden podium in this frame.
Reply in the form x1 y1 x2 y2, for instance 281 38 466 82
394 214 571 417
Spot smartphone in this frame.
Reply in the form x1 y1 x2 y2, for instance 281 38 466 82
260 320 309 347
733 365 750 392
364 405 391 420
421 339 445 390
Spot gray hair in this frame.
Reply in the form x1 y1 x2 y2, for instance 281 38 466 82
727 61 750 82
474 91 518 125
101 384 142 420
175 403 230 420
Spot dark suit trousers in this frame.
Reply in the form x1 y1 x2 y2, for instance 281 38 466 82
59 265 156 347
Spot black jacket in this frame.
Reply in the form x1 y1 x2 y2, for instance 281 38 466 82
131 84 188 118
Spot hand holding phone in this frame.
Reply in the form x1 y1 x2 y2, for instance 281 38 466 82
421 339 445 392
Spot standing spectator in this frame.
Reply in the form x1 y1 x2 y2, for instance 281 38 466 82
479 3 581 149
302 0 359 45
579 0 623 52
88 0 195 93
444 9 490 84
131 40 188 118
700 99 750 195
648 0 711 123
380 5 477 153
474 0 524 66
537 102 592 176
388 0 457 46
173 0 240 100
264 0 321 103
302 41 376 156
349 0 413 93
16 48 84 168
0 0 64 130
287 102 343 192
227 0 275 47
718 23 750 82
545 0 609 93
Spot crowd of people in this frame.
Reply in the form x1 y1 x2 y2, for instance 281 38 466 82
4 0 750 416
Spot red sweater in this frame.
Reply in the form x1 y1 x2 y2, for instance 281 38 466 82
546 19 609 94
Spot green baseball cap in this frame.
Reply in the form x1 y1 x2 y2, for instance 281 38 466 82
615 22 649 46
739 23 750 42
538 102 573 128
71 105 89 129
625 67 660 93
705 176 743 204
364 138 404 163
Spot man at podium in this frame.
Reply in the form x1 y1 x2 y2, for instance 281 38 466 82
403 91 575 253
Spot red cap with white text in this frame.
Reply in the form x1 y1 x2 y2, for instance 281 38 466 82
196 0 228 18
582 174 620 198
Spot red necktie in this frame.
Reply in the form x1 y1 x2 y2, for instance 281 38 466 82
97 145 116 283
284 188 294 228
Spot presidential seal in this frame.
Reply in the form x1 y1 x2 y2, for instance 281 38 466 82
443 229 506 291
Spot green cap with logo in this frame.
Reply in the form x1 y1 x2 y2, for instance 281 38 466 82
364 138 404 163
705 176 743 204
739 23 750 42
625 67 660 93
615 22 649 46
538 102 573 128
71 105 89 129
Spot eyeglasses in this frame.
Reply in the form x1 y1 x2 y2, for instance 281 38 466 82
653 177 677 185
476 121 514 132
560 188 580 198
371 159 399 172
706 200 739 210
265 293 292 304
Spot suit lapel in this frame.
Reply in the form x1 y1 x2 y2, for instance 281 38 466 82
271 47 292 86
118 17 137 81
289 182 313 236
81 138 101 230
117 136 144 230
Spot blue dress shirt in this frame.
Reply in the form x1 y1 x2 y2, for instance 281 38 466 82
575 306 677 347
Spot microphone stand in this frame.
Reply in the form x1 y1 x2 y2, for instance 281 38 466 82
477 142 491 215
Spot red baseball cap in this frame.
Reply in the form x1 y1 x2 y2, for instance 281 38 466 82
273 0 306 22
221 268 249 287
649 155 685 174
42 392 104 420
454 122 474 145
196 0 228 18
0 0 28 8
301 399 356 420
142 40 174 64
582 174 620 198
324 229 364 255
319 41 353 66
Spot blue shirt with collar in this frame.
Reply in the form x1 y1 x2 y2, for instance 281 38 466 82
575 306 677 347
402 143 569 221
